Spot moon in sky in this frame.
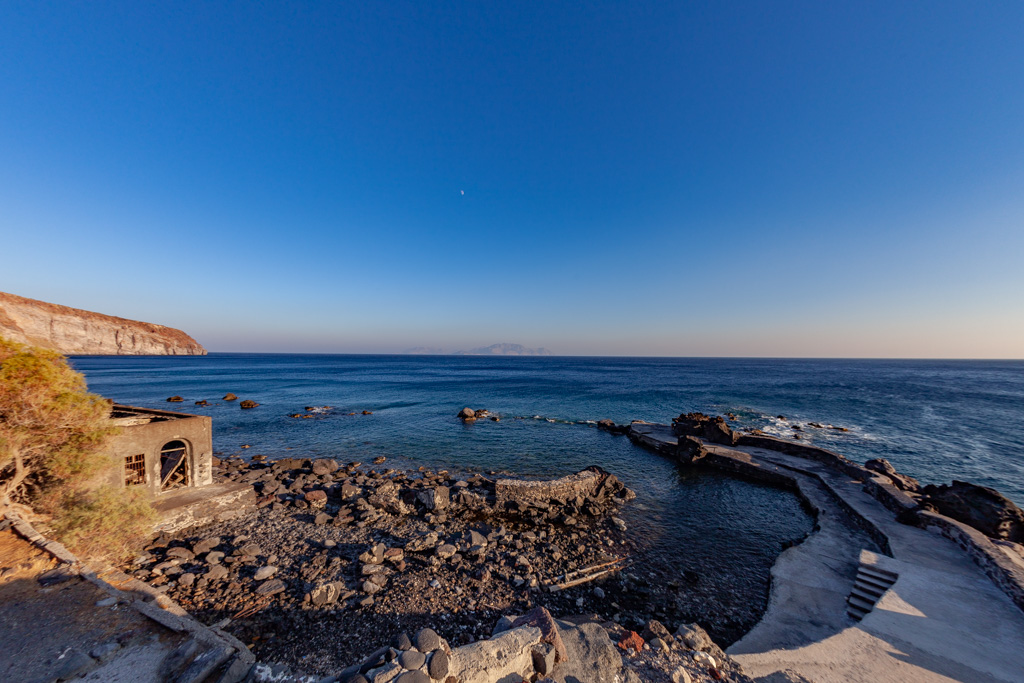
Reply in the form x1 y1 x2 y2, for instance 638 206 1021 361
460 190 464 195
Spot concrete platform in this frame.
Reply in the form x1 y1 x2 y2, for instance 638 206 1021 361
627 423 1024 683
152 480 256 535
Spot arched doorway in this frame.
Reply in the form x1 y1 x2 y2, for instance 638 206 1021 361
160 440 190 491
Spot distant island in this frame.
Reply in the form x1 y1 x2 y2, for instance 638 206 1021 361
403 343 552 356
0 291 206 356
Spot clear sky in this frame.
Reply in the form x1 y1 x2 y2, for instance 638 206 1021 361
2 2 1022 357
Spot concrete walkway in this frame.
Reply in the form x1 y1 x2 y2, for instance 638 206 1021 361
628 423 1024 683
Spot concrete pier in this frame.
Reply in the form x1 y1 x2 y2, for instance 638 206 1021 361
627 422 1024 683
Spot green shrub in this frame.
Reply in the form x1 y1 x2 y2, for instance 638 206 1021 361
50 485 156 560
1 336 155 559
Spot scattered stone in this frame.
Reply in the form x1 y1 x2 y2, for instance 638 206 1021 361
395 671 429 683
312 458 339 475
427 649 449 679
167 396 184 402
417 487 450 511
308 581 345 606
205 565 228 581
617 631 644 653
241 542 263 556
240 400 259 409
254 566 278 581
255 578 287 596
167 547 195 561
672 666 693 683
305 490 328 508
511 606 567 664
193 536 220 554
414 628 441 653
223 393 238 401
398 649 425 670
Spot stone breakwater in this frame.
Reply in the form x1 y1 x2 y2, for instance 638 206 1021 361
0 290 206 355
618 411 1024 682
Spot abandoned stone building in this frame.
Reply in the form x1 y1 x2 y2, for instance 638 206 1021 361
106 404 213 494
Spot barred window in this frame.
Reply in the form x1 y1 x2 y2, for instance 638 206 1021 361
125 453 146 486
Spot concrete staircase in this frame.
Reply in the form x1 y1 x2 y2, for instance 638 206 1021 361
847 561 898 621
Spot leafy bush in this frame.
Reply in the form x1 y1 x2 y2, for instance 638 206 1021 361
1 336 154 558
50 485 156 559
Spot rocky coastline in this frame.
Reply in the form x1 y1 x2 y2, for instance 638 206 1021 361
121 453 764 682
13 404 1024 682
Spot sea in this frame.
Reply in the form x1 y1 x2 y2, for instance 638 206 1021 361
68 354 1024 641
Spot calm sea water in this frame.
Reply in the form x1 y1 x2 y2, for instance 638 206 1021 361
70 354 1024 504
68 354 1023 639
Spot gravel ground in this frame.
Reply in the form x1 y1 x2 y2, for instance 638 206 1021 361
124 456 749 679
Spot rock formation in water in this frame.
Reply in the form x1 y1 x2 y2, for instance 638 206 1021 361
0 291 206 355
921 480 1024 543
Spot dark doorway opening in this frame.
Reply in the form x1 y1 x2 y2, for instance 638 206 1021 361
160 440 189 490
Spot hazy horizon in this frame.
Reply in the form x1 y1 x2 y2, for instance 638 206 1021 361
2 4 1023 360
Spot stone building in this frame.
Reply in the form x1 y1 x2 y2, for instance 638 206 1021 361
105 404 213 494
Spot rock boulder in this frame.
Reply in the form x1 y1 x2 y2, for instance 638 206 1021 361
921 480 1024 542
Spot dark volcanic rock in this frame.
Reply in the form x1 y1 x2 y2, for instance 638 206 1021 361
671 412 736 446
865 458 921 493
427 649 449 679
676 435 708 464
596 419 629 435
921 480 1024 542
414 628 441 653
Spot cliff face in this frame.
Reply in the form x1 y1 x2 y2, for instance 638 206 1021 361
0 291 207 356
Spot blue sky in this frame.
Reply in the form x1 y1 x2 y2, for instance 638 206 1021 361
2 2 1022 357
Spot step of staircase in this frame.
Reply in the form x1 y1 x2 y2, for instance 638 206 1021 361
847 561 898 622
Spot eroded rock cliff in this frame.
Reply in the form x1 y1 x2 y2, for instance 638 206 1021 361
0 291 206 355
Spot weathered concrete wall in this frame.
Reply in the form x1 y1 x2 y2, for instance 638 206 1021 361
105 406 213 495
495 468 603 507
920 510 1024 613
0 290 206 355
152 481 256 535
